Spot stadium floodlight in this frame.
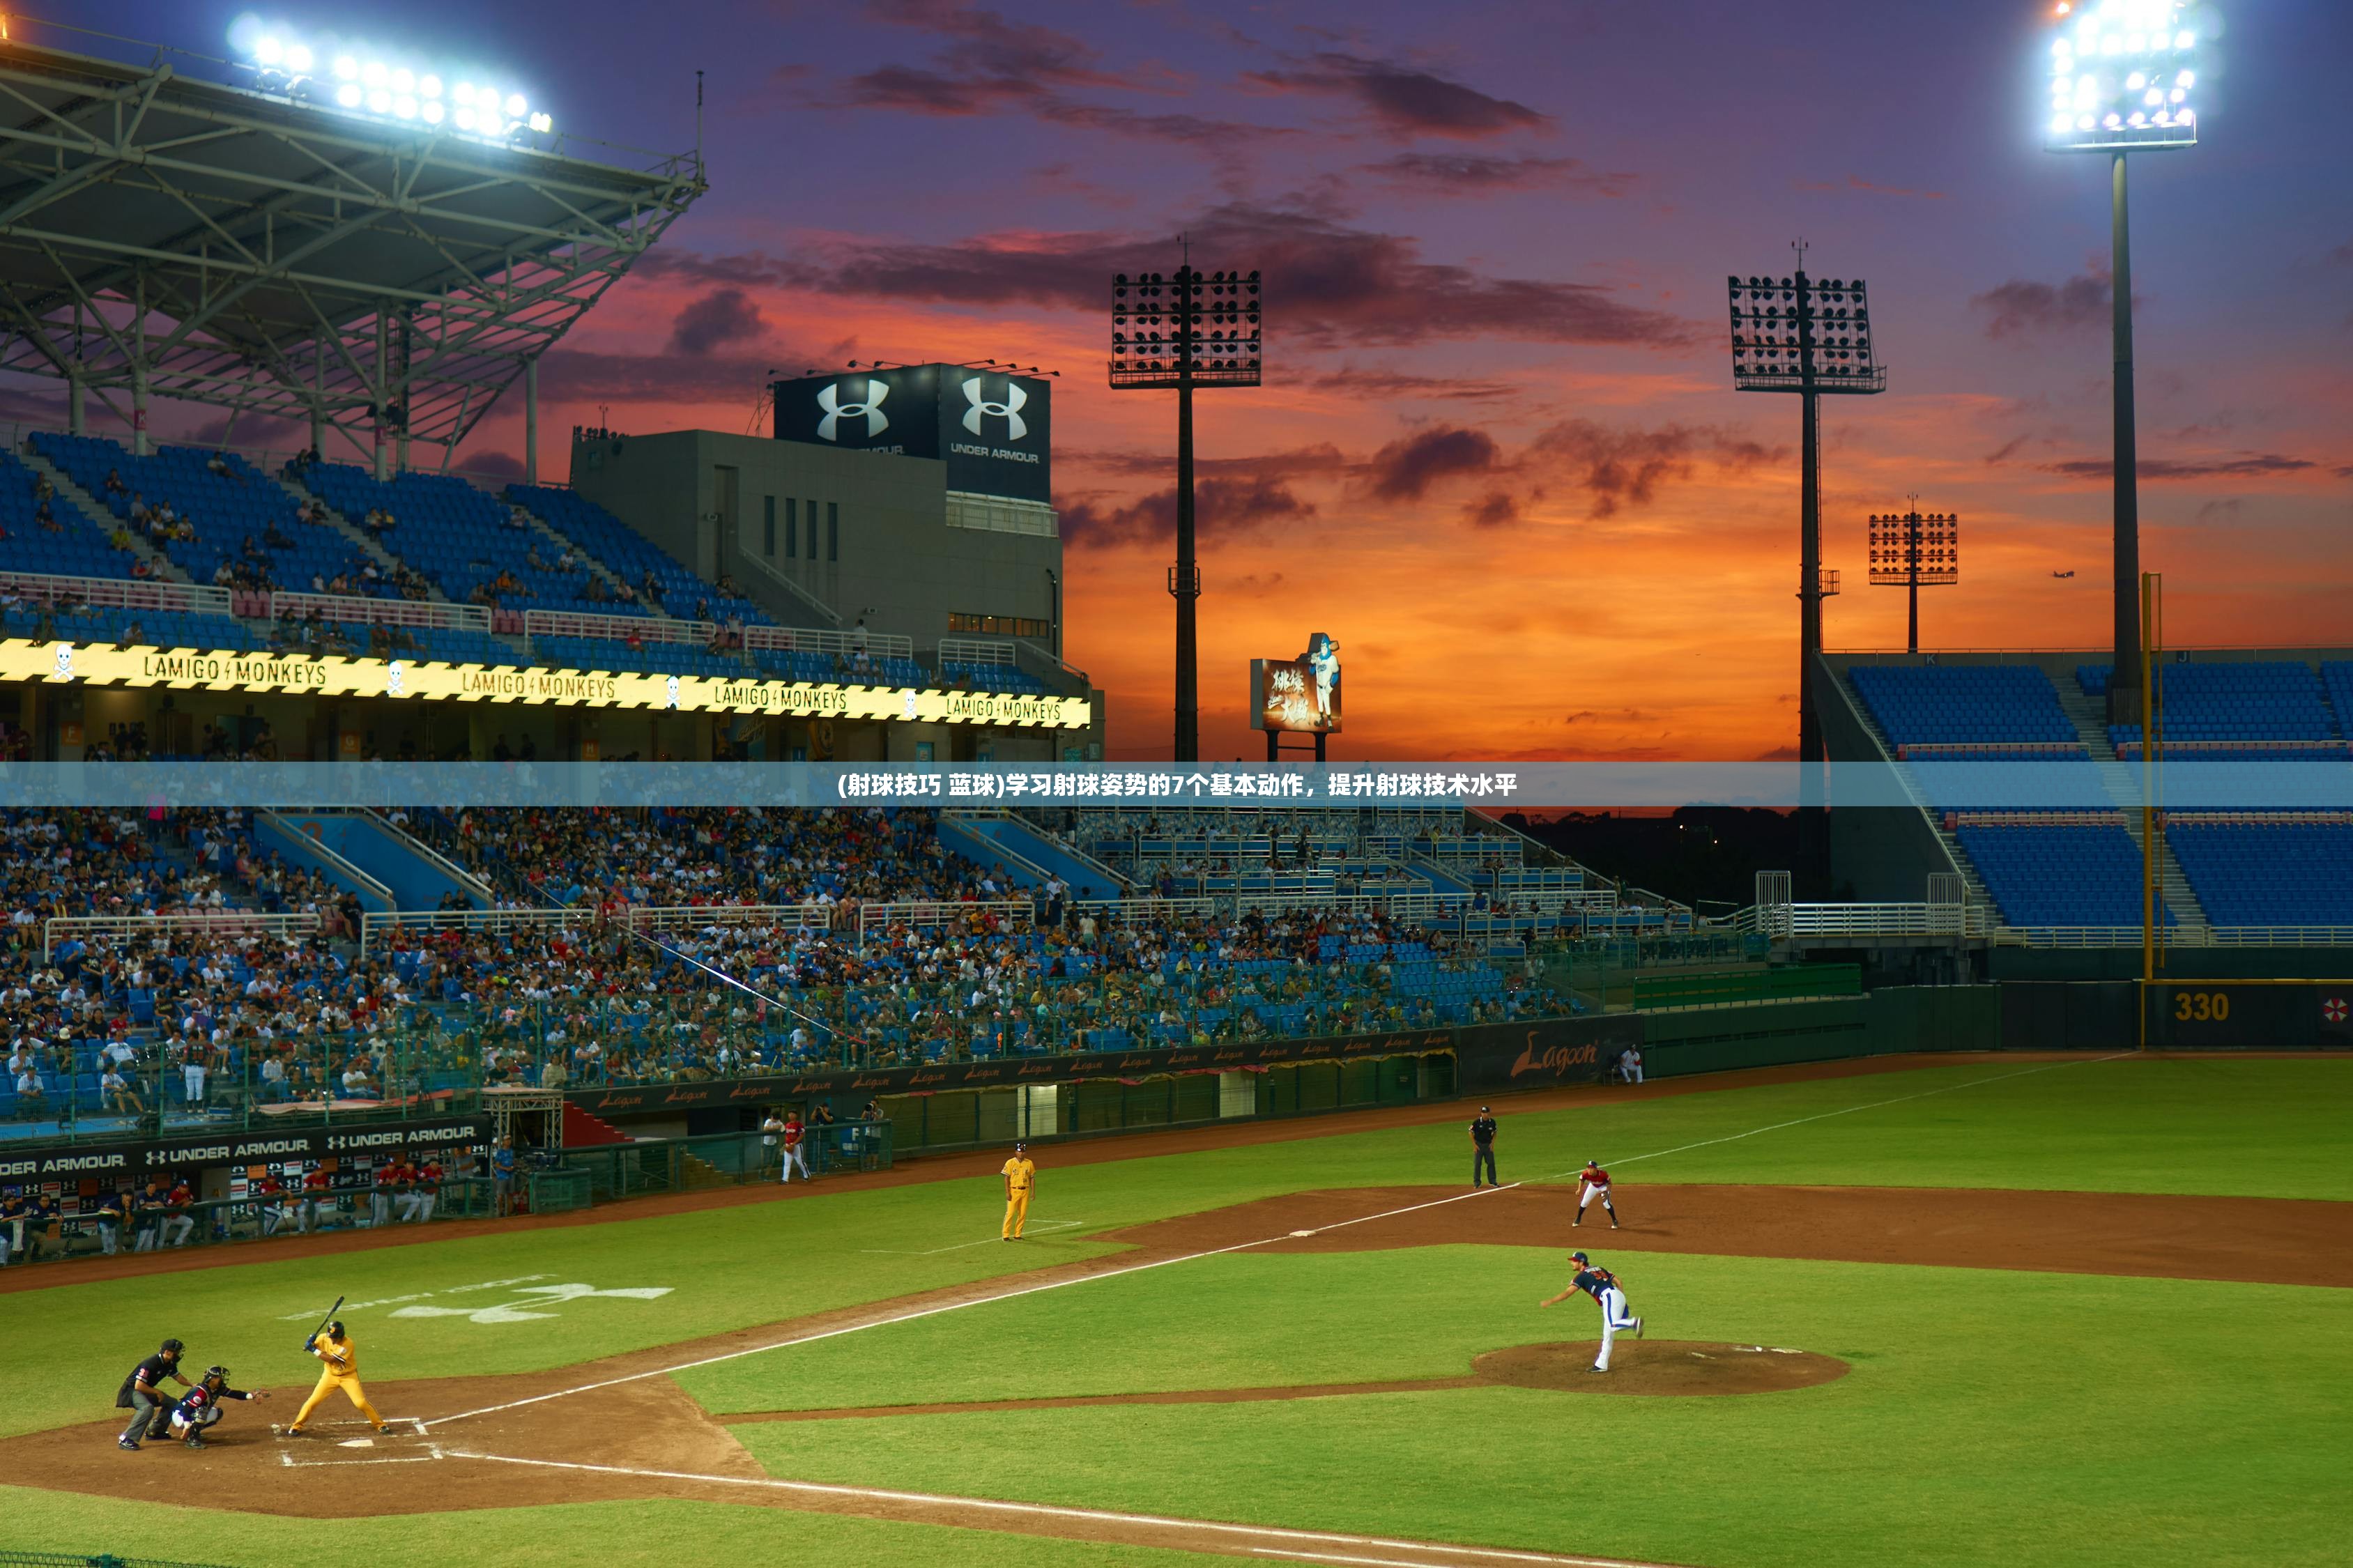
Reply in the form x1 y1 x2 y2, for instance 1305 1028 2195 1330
1110 253 1265 762
2043 0 2205 725
1726 243 1887 886
229 22 550 139
1868 504 1960 654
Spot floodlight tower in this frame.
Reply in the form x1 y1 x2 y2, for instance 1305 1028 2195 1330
1869 502 1959 654
1110 254 1263 762
1727 247 1885 886
2043 0 2202 723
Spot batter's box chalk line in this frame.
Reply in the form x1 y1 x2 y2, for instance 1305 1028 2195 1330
279 1440 445 1468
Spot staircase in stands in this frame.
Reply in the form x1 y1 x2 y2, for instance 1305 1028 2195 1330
2053 678 2210 937
19 447 191 583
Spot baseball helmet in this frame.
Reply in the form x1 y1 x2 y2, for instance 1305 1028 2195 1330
327 1321 346 1338
1013 1142 1027 1152
1569 1251 1589 1265
203 1365 229 1385
160 1338 185 1355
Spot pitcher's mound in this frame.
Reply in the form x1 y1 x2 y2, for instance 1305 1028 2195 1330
1473 1341 1848 1397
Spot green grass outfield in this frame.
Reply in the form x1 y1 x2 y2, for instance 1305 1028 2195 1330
2 1053 2345 1568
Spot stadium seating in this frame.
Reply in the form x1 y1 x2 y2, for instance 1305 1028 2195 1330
530 634 749 680
941 661 1050 695
1848 664 2076 748
1 603 259 652
2083 661 2337 744
0 448 140 578
2164 820 2353 928
507 484 771 626
297 463 627 615
1954 823 2170 928
32 435 373 594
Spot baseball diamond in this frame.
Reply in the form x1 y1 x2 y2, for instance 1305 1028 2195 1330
4 1052 2350 1568
3 5 2353 1567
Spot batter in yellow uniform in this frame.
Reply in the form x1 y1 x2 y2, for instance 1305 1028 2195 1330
286 1321 386 1434
1001 1142 1035 1240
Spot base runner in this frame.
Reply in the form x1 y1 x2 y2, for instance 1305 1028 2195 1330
1573 1159 1623 1229
1539 1250 1643 1373
286 1321 386 1434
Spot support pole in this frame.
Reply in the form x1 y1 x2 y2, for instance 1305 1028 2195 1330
1907 512 1920 656
2109 152 2143 725
67 369 84 436
310 331 325 456
373 314 390 482
130 273 150 457
1172 356 1198 764
1797 387 1824 892
524 357 539 486
2139 571 2156 1047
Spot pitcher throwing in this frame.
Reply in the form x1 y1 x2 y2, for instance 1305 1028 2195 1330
1540 1250 1643 1372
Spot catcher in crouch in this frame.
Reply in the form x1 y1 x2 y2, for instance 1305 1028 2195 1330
287 1320 387 1434
167 1366 270 1448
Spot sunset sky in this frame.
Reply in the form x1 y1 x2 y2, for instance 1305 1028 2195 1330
57 1 2353 760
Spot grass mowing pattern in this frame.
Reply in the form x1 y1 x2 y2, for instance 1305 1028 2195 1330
725 1249 2353 1568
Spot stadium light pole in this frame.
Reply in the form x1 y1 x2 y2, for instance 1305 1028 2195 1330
1728 246 1886 890
1111 252 1263 763
2042 0 2202 723
1869 502 1959 655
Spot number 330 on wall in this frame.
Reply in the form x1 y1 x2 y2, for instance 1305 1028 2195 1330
2172 990 2230 1022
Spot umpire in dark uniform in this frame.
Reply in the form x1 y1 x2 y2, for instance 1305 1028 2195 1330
1469 1105 1499 1187
117 1337 192 1450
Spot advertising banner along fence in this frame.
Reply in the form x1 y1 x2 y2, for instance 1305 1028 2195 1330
0 1116 493 1183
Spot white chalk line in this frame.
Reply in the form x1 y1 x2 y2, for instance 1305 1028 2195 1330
859 1218 1087 1255
436 1450 1676 1568
427 1183 1522 1429
1547 1053 2134 1181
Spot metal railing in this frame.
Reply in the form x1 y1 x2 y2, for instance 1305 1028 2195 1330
1735 902 1994 939
938 636 1018 666
523 608 716 646
269 590 491 633
361 901 834 953
0 569 232 617
42 909 320 961
743 623 917 660
2005 924 2353 948
855 898 1033 939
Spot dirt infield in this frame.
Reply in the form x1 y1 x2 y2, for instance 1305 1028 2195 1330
0 1050 2093 1296
1103 1182 2353 1289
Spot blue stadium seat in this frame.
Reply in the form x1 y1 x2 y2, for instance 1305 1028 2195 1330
1848 664 2076 748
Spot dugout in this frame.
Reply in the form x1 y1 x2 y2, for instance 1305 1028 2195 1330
875 1050 1456 1155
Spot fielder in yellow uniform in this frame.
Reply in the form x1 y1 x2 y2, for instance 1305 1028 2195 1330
1001 1142 1035 1240
286 1320 386 1434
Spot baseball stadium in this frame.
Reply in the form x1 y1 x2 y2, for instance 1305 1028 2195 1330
0 7 2347 1568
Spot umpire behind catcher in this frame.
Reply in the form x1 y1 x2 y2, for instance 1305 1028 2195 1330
1469 1106 1499 1187
116 1337 192 1450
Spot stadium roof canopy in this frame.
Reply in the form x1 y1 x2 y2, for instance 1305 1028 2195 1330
0 27 704 460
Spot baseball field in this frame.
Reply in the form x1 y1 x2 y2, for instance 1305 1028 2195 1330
1 1050 2346 1568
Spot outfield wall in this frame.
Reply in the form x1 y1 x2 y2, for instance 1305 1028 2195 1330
1641 985 1998 1077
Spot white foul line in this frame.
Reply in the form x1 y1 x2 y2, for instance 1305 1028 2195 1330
438 1449 1677 1568
1548 1053 2133 1181
427 1183 1521 1428
859 1218 1087 1255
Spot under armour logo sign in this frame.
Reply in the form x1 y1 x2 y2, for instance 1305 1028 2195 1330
816 379 889 442
960 378 1027 443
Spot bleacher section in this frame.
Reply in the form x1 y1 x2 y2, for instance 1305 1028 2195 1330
33 434 373 594
942 661 1051 695
0 449 139 578
4 601 259 652
297 463 629 615
507 484 770 626
1954 822 2166 928
1848 664 2076 749
530 633 747 679
2165 820 2353 928
2086 661 2338 746
1847 654 2353 937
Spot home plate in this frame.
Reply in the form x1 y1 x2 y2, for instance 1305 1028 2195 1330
1289 1229 1316 1237
339 1439 376 1449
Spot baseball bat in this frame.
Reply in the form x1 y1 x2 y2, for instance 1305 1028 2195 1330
307 1295 344 1343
